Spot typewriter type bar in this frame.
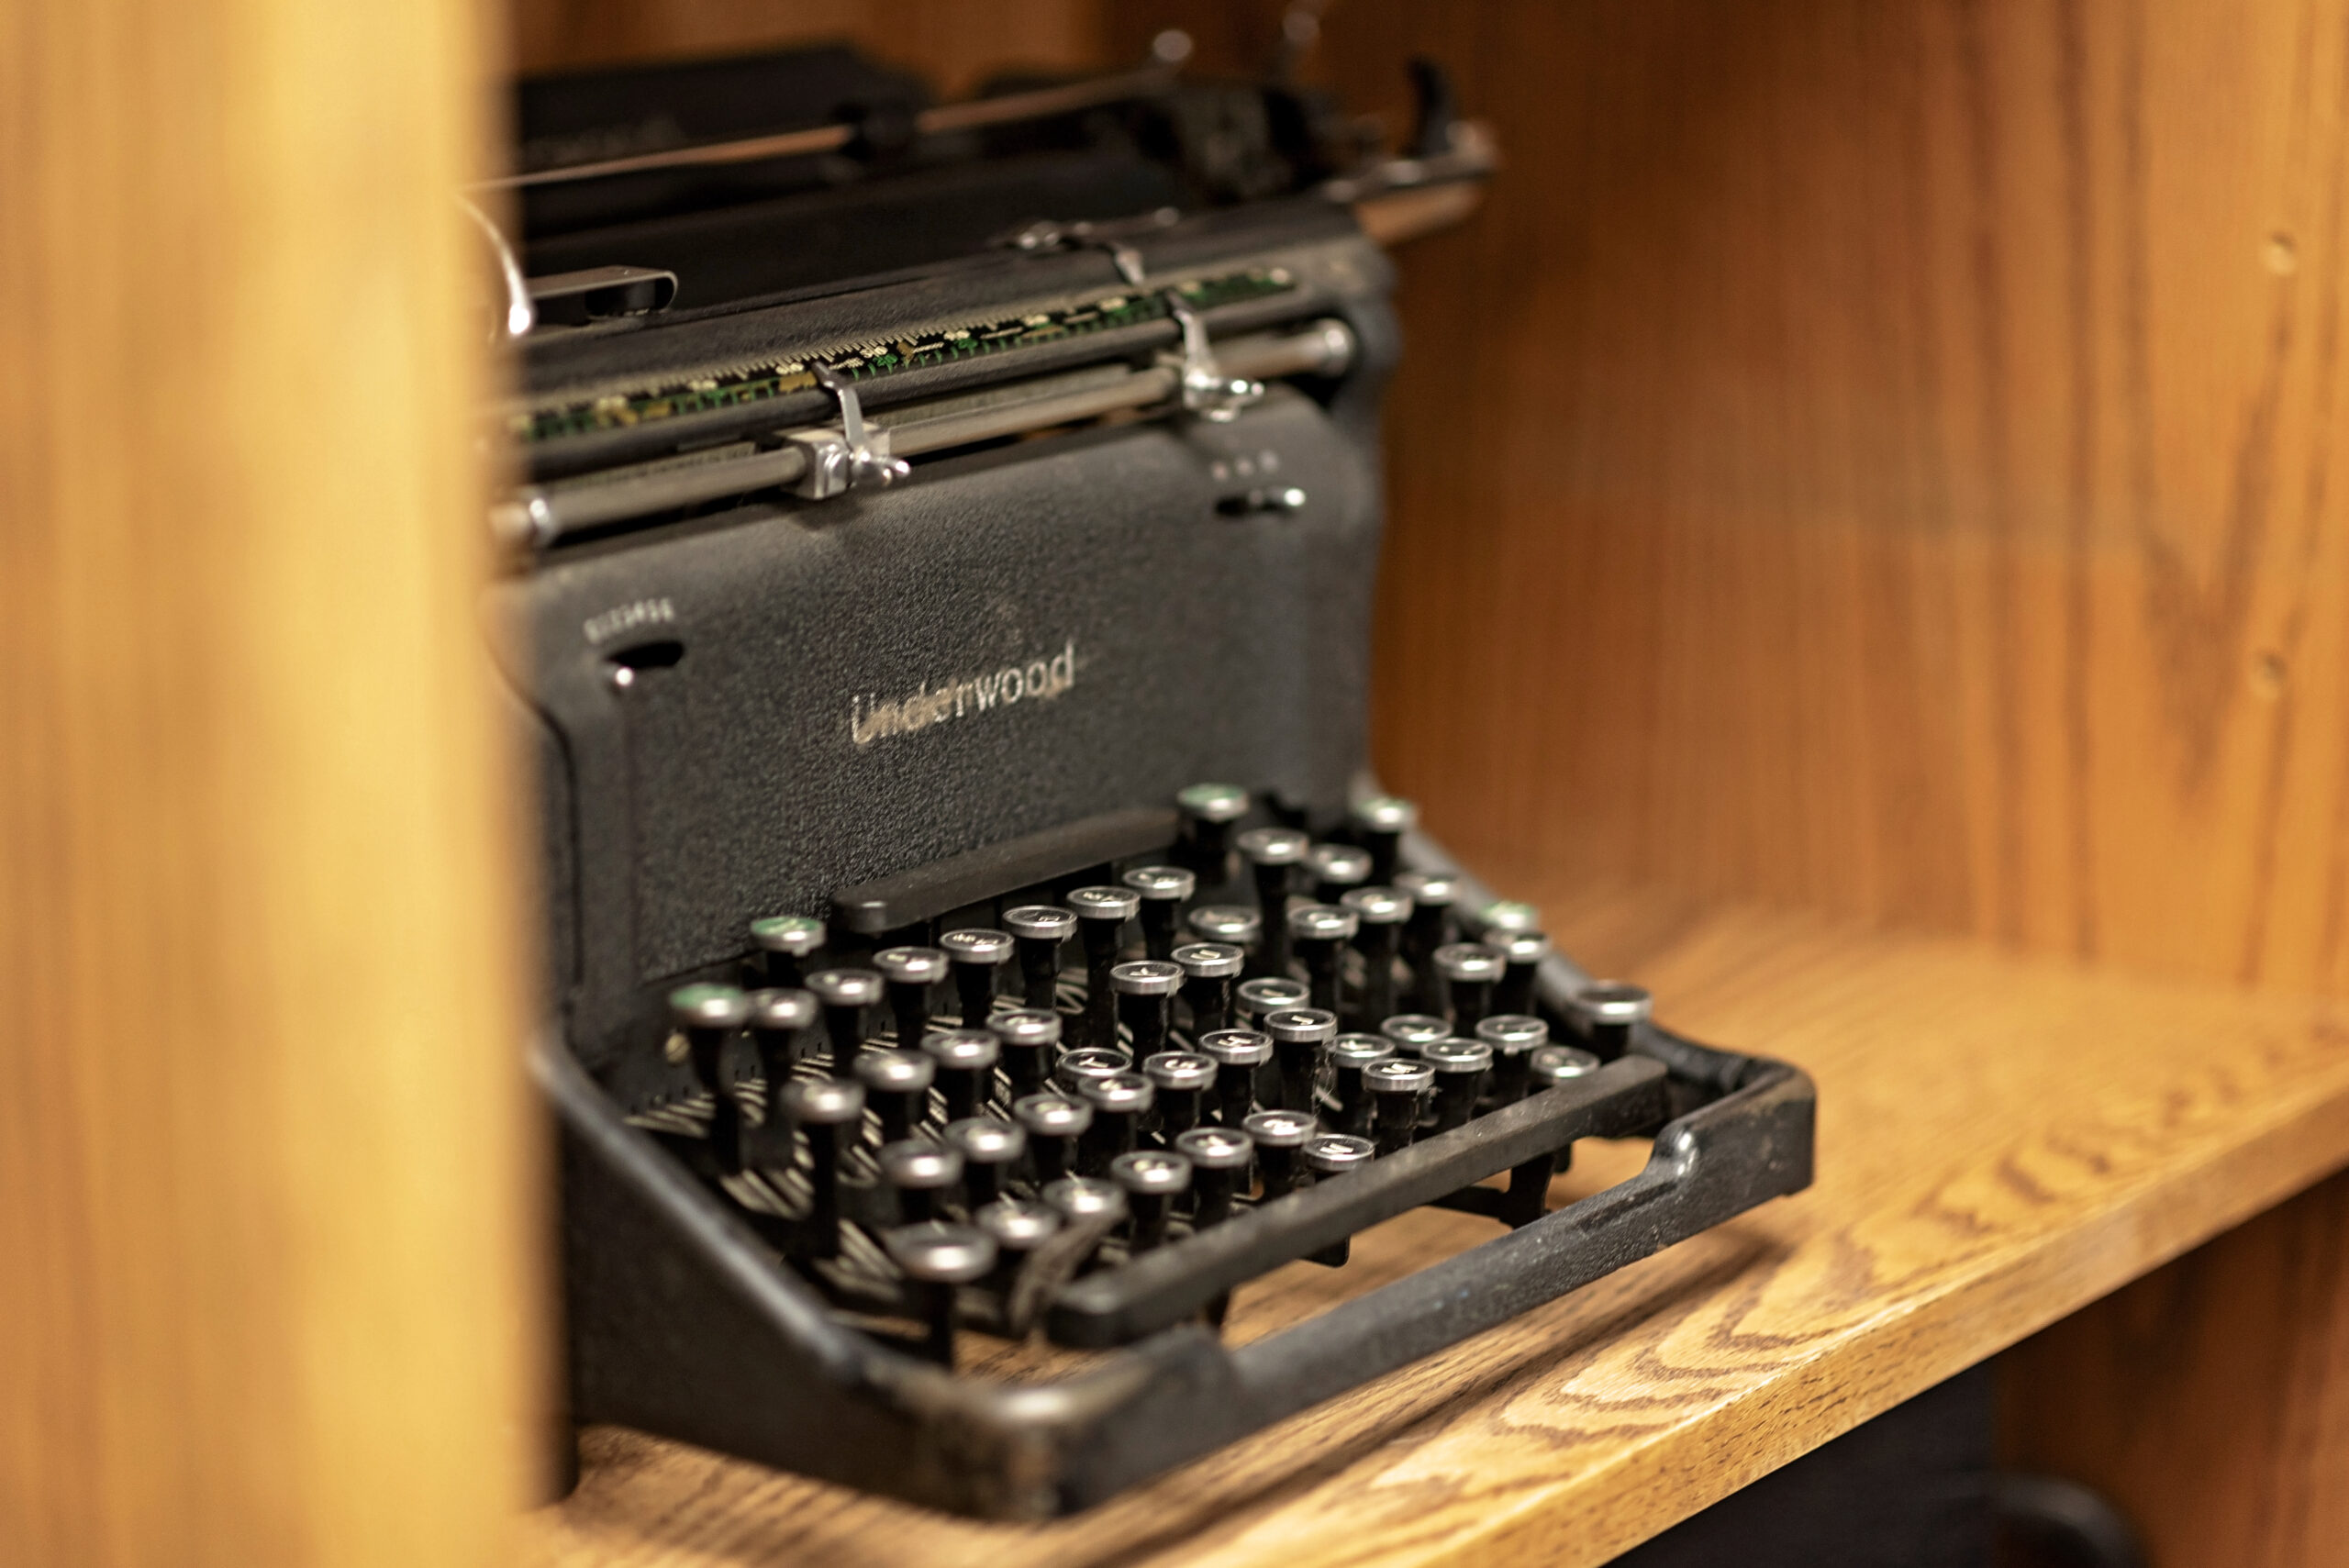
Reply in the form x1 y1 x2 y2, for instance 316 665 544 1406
550 795 1815 1519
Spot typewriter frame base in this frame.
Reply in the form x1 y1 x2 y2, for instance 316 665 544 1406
545 840 1816 1520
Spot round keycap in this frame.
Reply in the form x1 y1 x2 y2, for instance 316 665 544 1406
1174 1126 1254 1170
1108 959 1183 995
669 983 751 1030
1110 1149 1192 1195
1141 1051 1217 1092
1305 843 1372 888
749 988 818 1031
749 914 826 955
873 946 950 985
1531 1044 1603 1087
1570 981 1653 1029
1476 900 1542 937
1171 941 1245 978
1055 1047 1131 1090
1176 782 1251 823
989 1008 1062 1049
780 1077 865 1124
1187 906 1264 944
1237 976 1309 1016
1341 886 1413 925
974 1197 1062 1251
943 1117 1025 1165
883 1220 995 1284
1329 1033 1394 1070
1363 1058 1434 1096
1241 1108 1316 1148
1475 1014 1550 1056
1012 1092 1093 1138
1286 903 1359 943
1122 865 1197 902
1041 1175 1128 1224
1351 795 1419 834
853 1047 934 1093
1421 1037 1494 1076
1263 1007 1339 1046
1303 1133 1375 1174
1379 1014 1453 1051
1196 1028 1274 1067
1432 943 1505 984
806 968 885 1007
878 1140 962 1190
920 1029 1000 1072
938 928 1015 964
1077 1071 1154 1116
1066 885 1141 921
1001 905 1078 940
1393 870 1458 907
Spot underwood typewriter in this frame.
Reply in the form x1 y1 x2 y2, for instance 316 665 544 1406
483 36 1815 1520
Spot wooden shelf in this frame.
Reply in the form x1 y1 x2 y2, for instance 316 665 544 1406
526 877 2349 1568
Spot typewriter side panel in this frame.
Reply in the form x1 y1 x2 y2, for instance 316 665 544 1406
507 382 1392 1068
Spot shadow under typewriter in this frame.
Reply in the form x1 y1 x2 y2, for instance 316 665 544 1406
544 793 1815 1520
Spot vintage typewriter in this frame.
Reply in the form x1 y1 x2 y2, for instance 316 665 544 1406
481 36 1815 1520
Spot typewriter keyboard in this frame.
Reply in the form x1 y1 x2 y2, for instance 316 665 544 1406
612 784 1689 1369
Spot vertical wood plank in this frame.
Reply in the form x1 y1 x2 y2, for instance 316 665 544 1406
0 2 537 1565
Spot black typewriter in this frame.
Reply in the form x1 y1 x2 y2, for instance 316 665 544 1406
482 36 1814 1521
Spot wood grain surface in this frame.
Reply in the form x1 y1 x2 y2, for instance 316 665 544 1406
523 879 2349 1568
0 2 539 1564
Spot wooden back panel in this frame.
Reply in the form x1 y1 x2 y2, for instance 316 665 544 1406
1286 0 2349 993
0 2 537 1563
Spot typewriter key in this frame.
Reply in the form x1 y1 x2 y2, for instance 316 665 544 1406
1174 1126 1253 1227
1011 1092 1091 1183
1349 795 1419 884
1340 886 1412 1025
1141 1050 1216 1139
1531 1042 1603 1087
1363 1057 1434 1155
1109 1150 1191 1251
1241 1108 1316 1198
1236 974 1308 1028
1327 1034 1394 1137
1055 1046 1130 1096
1001 905 1077 1010
1041 1176 1129 1272
1475 899 1542 940
749 913 827 989
881 1221 995 1369
853 1048 936 1144
806 968 885 1075
1494 929 1552 1018
1378 1012 1453 1055
1176 782 1251 883
1475 1014 1549 1106
1066 885 1141 1048
879 1139 963 1225
938 928 1014 1028
1568 981 1652 1057
1306 842 1372 906
670 984 752 1173
1186 904 1263 957
1393 870 1459 1011
873 946 947 1048
988 1007 1061 1095
920 1028 1001 1122
748 987 818 1085
943 1117 1026 1207
1172 940 1244 1035
1433 943 1505 1039
1121 865 1197 961
1235 827 1310 974
1421 1036 1495 1133
779 1077 864 1257
973 1197 1061 1292
1286 904 1359 1015
1041 1174 1128 1227
1195 1027 1274 1127
1303 1132 1375 1182
1076 1071 1154 1176
1109 959 1182 1058
1263 1006 1339 1116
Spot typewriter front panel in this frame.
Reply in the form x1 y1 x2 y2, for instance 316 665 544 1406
509 385 1381 1067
